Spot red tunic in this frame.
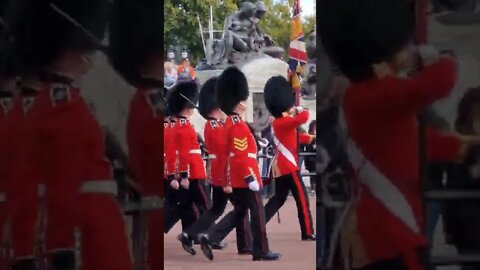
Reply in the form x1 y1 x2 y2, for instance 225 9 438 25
127 88 164 196
342 58 462 269
174 117 206 180
224 114 262 188
40 83 131 269
271 110 314 177
204 118 227 187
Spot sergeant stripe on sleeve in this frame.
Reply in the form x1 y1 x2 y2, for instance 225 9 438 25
234 137 248 151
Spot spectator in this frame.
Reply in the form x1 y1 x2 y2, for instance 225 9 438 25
304 120 318 195
444 87 480 269
164 61 178 87
260 122 276 199
178 59 196 81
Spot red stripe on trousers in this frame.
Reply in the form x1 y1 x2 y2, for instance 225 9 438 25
292 173 313 235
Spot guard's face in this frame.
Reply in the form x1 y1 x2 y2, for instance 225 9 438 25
235 101 247 114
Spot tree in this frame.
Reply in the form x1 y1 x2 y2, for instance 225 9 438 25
164 0 237 64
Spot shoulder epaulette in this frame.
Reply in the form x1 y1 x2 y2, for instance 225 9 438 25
209 119 219 129
49 83 71 107
0 97 12 114
232 115 240 124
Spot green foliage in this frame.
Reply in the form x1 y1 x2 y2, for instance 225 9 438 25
164 0 316 65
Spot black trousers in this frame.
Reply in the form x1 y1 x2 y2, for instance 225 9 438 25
164 180 211 233
185 186 252 250
207 188 269 256
264 172 314 238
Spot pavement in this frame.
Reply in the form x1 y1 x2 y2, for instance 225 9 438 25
164 196 317 270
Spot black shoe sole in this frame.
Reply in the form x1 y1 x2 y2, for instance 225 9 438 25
199 236 214 261
178 234 196 255
252 256 281 261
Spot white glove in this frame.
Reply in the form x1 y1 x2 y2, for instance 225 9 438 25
223 186 233 194
248 181 260 191
295 106 305 113
258 138 269 148
418 45 439 66
180 178 190 189
170 180 180 190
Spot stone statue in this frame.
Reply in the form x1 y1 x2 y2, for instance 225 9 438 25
301 30 317 99
202 1 283 69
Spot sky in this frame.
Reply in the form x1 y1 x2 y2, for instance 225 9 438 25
301 0 316 18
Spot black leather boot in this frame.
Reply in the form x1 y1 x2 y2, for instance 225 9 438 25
48 250 75 270
252 251 282 261
11 259 37 270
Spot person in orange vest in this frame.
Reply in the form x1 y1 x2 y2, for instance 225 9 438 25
319 0 480 269
178 48 196 81
263 76 316 241
109 1 164 269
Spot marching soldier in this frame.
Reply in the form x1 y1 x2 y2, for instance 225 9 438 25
319 0 478 268
163 105 197 235
263 76 316 241
199 67 281 261
12 0 132 269
166 81 211 241
0 26 16 267
178 77 251 255
109 0 164 268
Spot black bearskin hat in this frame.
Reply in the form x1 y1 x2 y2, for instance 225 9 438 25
11 0 110 75
216 67 249 115
199 77 219 119
318 0 414 82
264 76 295 118
167 81 199 116
109 0 162 88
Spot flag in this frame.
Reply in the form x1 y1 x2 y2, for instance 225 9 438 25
288 0 306 105
288 0 307 72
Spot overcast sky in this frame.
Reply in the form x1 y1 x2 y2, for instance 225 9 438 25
301 0 315 17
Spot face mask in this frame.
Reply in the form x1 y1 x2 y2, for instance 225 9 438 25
181 52 188 59
168 52 175 59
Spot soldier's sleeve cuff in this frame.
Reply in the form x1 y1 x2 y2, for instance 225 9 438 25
167 174 176 182
180 171 189 179
244 175 255 184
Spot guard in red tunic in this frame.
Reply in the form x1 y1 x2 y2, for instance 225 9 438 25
109 1 164 268
178 77 251 254
167 82 210 233
319 0 474 269
263 76 316 241
163 111 197 234
0 73 16 270
7 79 48 270
13 1 132 269
199 67 280 261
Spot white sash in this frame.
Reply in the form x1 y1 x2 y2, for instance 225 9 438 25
272 128 298 168
338 108 420 233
